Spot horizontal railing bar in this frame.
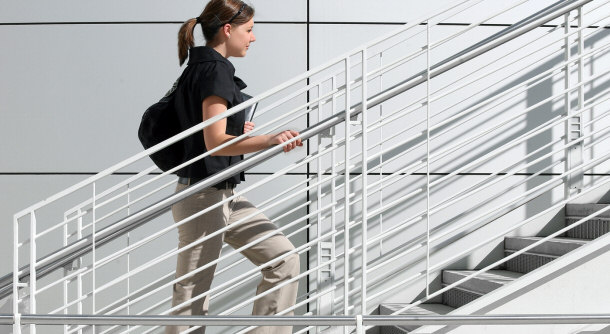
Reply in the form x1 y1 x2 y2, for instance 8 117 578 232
64 165 158 219
5 314 610 326
94 179 176 223
35 210 87 240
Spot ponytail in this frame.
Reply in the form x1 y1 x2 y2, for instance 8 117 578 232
178 18 198 66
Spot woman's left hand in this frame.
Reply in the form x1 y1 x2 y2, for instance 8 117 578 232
244 121 255 134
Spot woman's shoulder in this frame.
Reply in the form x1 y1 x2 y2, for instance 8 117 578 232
189 60 234 86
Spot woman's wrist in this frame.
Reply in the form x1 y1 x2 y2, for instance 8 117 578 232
263 134 273 148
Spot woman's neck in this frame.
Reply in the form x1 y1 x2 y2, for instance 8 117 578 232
207 43 228 58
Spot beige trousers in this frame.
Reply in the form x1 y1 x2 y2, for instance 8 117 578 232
166 183 300 334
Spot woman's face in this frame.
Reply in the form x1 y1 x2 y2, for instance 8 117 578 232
227 18 256 57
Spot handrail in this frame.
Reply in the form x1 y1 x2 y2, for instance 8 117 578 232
2 313 610 326
3 0 594 300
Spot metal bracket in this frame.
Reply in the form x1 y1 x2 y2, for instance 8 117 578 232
567 114 584 192
318 241 335 316
320 126 335 139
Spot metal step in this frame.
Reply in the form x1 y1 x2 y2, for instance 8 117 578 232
378 303 455 334
565 203 610 239
442 270 523 308
504 236 588 273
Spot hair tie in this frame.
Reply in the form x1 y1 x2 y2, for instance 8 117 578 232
195 17 202 24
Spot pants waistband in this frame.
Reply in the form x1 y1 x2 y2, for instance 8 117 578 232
177 177 236 190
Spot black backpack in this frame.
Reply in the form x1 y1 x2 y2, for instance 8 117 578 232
138 76 185 172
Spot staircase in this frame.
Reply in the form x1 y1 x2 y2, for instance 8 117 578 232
5 0 610 333
379 203 610 333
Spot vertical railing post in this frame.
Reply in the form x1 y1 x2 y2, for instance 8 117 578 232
126 184 132 333
29 211 37 334
344 55 351 334
360 48 368 314
564 10 584 198
576 6 585 179
425 20 432 297
317 83 323 326
13 214 21 334
91 183 97 333
63 211 70 334
77 208 83 334
330 75 338 319
378 52 384 257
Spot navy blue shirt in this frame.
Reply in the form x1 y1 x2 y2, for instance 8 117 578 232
174 46 247 183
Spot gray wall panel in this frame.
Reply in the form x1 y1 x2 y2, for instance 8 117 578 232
0 23 306 173
0 0 306 23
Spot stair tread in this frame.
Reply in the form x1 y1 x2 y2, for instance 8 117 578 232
379 303 455 316
505 236 588 256
379 303 455 333
443 270 523 295
565 203 610 218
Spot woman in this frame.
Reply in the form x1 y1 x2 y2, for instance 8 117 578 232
168 1 302 333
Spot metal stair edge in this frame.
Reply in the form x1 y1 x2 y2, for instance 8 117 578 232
504 236 588 257
378 303 455 334
442 270 522 295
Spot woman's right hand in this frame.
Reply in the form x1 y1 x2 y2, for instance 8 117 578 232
268 130 303 152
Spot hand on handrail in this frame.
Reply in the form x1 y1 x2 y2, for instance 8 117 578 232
268 130 303 153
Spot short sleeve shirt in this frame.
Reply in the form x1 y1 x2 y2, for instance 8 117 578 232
173 46 247 183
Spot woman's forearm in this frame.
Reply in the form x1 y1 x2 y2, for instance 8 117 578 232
207 133 271 156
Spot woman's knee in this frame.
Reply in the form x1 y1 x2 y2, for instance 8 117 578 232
284 253 300 279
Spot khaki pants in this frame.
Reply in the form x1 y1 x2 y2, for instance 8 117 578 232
166 183 300 334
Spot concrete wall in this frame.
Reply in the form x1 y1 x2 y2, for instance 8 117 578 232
1 0 609 333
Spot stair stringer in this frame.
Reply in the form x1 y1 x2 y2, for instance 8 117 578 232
410 231 610 334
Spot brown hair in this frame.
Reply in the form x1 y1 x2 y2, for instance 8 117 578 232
178 0 255 65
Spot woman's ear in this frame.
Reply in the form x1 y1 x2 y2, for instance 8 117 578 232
222 23 232 38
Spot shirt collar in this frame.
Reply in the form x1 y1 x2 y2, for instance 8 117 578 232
187 46 234 72
187 46 246 90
